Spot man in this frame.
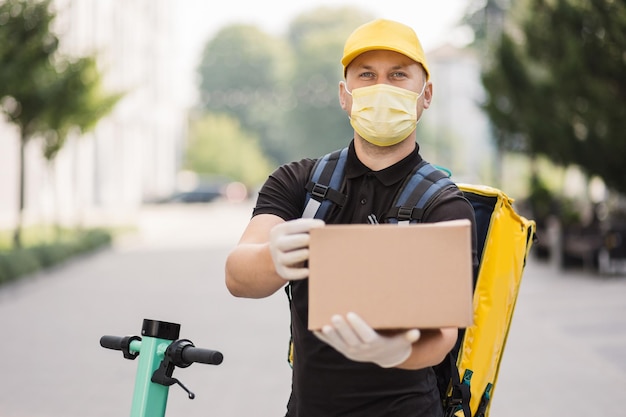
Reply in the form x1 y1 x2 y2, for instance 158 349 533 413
226 18 477 417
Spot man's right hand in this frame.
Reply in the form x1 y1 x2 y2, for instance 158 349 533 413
269 218 325 281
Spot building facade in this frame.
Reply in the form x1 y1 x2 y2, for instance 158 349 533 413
0 0 187 228
424 43 496 185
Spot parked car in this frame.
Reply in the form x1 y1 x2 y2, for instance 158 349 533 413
153 184 225 204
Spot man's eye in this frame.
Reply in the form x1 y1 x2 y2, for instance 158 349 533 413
391 71 407 78
359 71 375 78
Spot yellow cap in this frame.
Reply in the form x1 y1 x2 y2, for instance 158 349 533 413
341 19 430 80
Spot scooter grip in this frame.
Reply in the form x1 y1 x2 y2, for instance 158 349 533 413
100 335 124 350
181 346 224 365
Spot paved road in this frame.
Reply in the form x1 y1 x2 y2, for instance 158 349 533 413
0 200 625 416
489 252 626 416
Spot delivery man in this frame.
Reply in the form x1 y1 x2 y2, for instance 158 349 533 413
225 18 477 417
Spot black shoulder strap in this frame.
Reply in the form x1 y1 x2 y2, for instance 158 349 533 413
302 150 456 224
302 147 348 219
440 365 473 417
385 160 456 224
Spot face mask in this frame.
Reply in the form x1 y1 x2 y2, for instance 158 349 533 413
344 82 427 147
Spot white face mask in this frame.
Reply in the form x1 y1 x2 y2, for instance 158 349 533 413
344 82 427 147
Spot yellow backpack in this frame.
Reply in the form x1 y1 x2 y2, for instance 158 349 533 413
450 184 536 417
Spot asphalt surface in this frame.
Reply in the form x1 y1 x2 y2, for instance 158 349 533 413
0 200 625 417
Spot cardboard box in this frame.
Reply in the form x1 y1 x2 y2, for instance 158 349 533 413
308 219 474 330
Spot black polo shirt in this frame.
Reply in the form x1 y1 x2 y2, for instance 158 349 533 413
253 140 477 417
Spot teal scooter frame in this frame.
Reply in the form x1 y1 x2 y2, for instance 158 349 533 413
100 318 223 417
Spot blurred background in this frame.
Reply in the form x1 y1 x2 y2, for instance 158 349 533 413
0 0 625 416
1 0 625 275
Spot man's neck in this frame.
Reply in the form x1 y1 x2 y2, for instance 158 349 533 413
353 135 416 171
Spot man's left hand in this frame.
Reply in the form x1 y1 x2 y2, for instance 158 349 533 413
314 312 420 368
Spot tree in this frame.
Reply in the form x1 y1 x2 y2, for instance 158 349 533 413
0 0 61 247
196 24 289 163
185 112 274 187
283 7 373 159
41 57 121 161
0 0 121 246
482 0 626 195
195 7 374 164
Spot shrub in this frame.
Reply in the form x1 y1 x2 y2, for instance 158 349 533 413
0 228 112 284
0 249 41 284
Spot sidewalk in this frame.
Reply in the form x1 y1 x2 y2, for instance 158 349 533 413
489 256 626 416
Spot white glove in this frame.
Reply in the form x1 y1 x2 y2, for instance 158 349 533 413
269 218 325 281
314 312 420 368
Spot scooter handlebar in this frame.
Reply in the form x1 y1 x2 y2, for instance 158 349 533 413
100 335 223 365
181 345 223 365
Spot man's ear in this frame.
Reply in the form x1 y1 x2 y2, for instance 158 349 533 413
338 81 351 113
422 82 433 109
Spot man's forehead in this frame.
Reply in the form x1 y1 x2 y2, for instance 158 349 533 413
349 50 421 69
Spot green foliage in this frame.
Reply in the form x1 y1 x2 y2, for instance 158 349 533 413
482 0 626 194
195 6 374 164
0 1 121 143
0 249 40 284
0 0 59 137
197 24 290 162
282 7 372 159
42 56 123 160
184 112 274 187
0 228 112 284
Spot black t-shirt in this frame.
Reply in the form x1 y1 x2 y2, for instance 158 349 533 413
253 141 477 417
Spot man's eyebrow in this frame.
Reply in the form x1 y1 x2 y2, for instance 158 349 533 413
357 64 407 71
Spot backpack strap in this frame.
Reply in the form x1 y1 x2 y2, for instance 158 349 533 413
302 147 348 219
385 160 456 224
474 383 493 417
289 148 348 369
442 367 473 417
